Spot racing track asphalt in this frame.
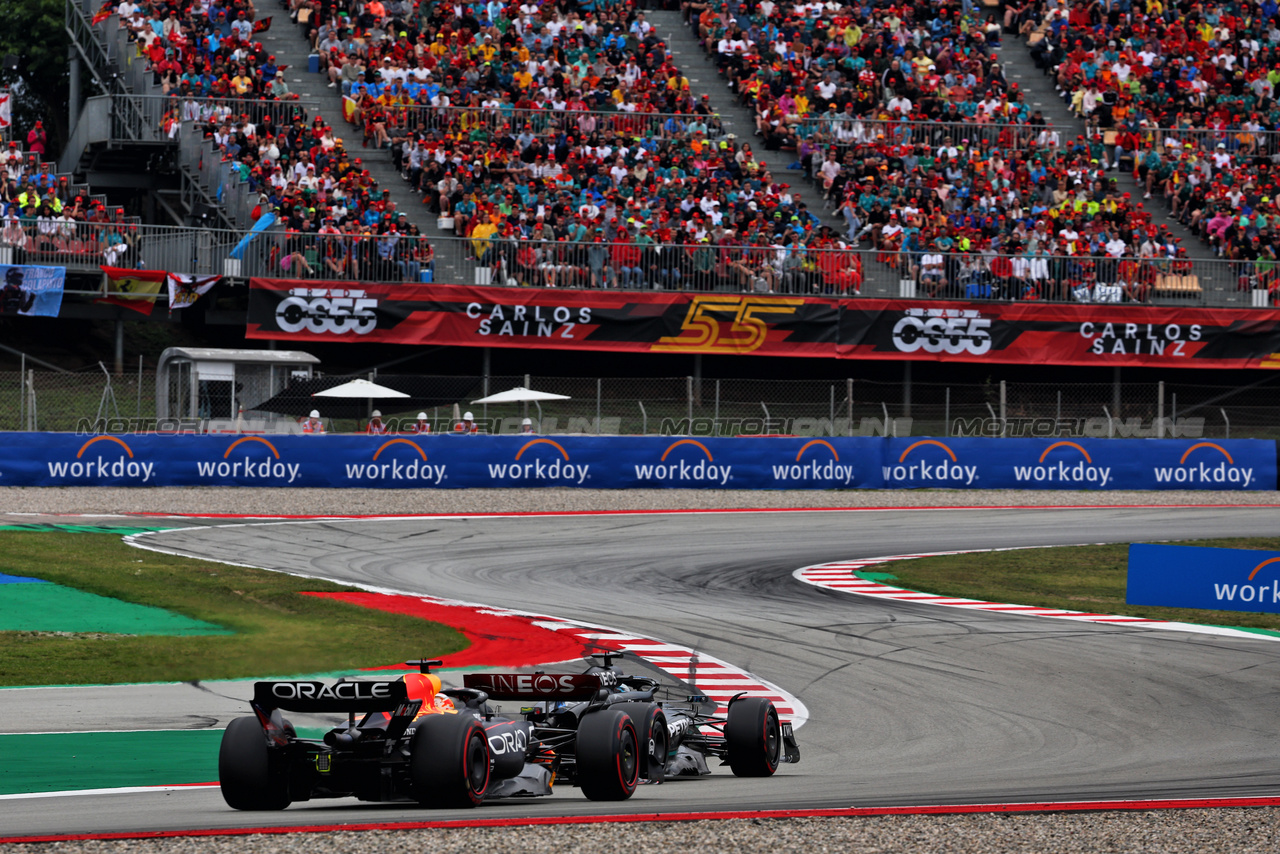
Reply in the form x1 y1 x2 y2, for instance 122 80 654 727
6 506 1280 837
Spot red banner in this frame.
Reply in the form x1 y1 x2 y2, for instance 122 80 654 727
246 279 1280 369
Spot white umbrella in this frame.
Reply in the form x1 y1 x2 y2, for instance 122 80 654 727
313 378 410 399
471 386 570 405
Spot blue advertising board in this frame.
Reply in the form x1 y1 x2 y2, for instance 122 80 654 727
1128 544 1280 614
0 434 1273 490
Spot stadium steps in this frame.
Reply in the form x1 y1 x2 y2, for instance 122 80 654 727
998 39 1228 303
651 10 898 298
264 18 439 250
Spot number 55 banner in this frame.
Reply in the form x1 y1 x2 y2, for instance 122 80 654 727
245 279 1280 369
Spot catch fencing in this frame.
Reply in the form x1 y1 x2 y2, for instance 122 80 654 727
7 370 1278 440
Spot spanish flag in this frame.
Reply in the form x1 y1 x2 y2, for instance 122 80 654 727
341 96 359 124
98 267 167 316
91 3 113 25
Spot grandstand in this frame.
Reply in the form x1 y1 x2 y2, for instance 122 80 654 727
0 0 1267 387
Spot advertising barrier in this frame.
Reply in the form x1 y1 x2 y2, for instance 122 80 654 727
0 434 1273 490
1128 544 1280 614
245 279 1280 369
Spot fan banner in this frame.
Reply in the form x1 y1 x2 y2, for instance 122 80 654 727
98 267 167 316
167 273 219 309
245 279 1280 369
0 265 64 317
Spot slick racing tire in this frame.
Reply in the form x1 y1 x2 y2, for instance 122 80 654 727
218 716 292 810
576 709 640 801
410 713 490 807
725 697 782 777
612 702 669 782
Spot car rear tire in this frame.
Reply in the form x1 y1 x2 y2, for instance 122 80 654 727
218 716 292 810
410 714 490 807
576 709 639 800
725 697 781 777
612 702 668 782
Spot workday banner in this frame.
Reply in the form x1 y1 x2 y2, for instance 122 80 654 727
0 434 1273 490
1128 544 1280 614
879 438 1276 490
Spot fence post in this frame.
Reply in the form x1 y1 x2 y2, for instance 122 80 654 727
1172 393 1177 433
686 376 693 428
26 369 36 431
1157 381 1164 438
944 387 950 437
903 362 912 418
1112 366 1122 418
482 348 490 423
829 385 835 436
638 401 647 436
137 355 143 420
1056 389 1061 423
1222 407 1230 440
999 380 1007 438
19 352 24 432
596 378 602 434
1104 406 1114 438
523 373 530 421
882 402 892 437
847 378 853 437
114 319 124 377
714 380 720 431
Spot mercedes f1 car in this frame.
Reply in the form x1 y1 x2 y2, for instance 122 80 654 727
463 653 800 783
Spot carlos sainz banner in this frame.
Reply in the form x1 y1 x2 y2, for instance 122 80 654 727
245 279 1280 369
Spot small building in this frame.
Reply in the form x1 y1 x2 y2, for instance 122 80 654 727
156 348 320 427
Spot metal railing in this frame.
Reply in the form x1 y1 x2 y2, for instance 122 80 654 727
6 371 1279 439
134 94 318 134
5 221 1270 309
795 116 1058 151
0 221 235 281
348 102 729 140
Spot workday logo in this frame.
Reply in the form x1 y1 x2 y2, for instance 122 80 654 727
1215 555 1280 607
487 439 590 484
882 440 977 486
196 437 302 483
772 440 856 485
1153 442 1256 488
634 439 732 485
1013 441 1113 487
1127 544 1280 615
345 439 446 484
47 435 156 483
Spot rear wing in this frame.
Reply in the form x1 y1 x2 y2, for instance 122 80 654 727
463 672 615 701
253 680 409 712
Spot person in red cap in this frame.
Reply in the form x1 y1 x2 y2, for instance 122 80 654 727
26 122 46 156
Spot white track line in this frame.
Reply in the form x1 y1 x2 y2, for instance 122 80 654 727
794 548 1279 642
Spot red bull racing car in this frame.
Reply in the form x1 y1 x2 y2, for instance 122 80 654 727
218 655 798 810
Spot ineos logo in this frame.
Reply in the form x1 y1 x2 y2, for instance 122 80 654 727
488 728 528 755
276 288 378 335
892 315 992 355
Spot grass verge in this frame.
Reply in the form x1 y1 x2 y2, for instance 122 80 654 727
0 532 467 686
883 538 1280 631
